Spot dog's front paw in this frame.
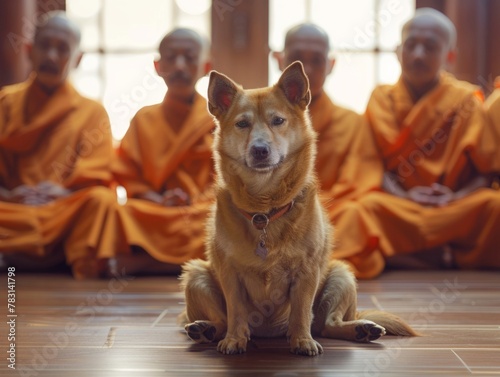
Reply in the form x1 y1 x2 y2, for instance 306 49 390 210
217 336 248 355
185 321 216 343
355 321 386 342
289 337 323 356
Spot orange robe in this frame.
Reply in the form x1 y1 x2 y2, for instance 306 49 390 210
113 93 215 264
310 92 383 261
333 73 500 278
485 77 500 173
0 78 119 276
311 92 364 193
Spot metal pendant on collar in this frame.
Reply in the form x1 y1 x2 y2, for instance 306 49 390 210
255 229 268 259
252 214 269 259
251 213 270 230
240 201 295 260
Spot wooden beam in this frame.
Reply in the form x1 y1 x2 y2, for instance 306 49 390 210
211 0 269 88
485 0 500 93
0 0 65 88
445 0 488 86
0 0 36 87
417 0 495 91
416 0 445 12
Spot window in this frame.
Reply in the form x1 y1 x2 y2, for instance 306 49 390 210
269 0 415 113
66 0 211 140
67 0 414 139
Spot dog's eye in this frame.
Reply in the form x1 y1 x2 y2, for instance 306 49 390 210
235 120 250 128
272 117 285 126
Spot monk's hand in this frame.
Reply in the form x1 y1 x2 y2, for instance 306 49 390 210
36 181 71 202
429 183 455 206
9 185 43 205
138 190 165 204
163 188 191 206
406 186 437 206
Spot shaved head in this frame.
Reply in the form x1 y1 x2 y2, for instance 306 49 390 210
277 23 334 101
36 10 81 46
156 27 211 102
402 8 456 50
284 23 330 51
159 28 210 60
399 8 457 99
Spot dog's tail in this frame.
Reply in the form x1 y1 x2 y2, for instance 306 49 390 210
357 310 420 336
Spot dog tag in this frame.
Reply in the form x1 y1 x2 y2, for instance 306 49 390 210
255 240 268 260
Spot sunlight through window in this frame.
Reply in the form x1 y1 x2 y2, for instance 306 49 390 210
270 0 415 113
67 1 414 140
67 0 210 141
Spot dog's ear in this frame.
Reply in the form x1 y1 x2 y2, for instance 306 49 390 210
207 71 239 117
276 61 311 109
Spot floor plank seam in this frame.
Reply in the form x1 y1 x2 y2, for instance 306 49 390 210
451 349 473 374
150 309 170 328
9 272 500 374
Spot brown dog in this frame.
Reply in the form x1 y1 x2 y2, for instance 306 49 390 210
179 61 416 356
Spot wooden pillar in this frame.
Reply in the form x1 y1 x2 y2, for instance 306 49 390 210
416 0 445 12
485 0 500 93
0 0 36 87
444 0 488 86
37 0 65 14
0 0 65 88
211 0 269 88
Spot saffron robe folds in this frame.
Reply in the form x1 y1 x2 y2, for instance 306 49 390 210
333 73 500 278
485 78 500 173
113 93 215 264
311 92 381 201
0 78 119 271
310 93 383 265
311 92 365 193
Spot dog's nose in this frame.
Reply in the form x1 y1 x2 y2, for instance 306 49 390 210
251 144 270 160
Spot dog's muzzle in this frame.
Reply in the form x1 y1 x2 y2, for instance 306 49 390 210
250 143 270 161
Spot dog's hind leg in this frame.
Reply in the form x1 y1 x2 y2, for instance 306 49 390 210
312 260 386 342
179 259 227 343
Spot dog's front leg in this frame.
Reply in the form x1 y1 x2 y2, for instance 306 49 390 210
287 270 323 356
217 272 250 354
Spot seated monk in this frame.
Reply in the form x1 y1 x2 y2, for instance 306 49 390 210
272 24 378 228
112 28 215 274
332 8 500 278
0 11 120 279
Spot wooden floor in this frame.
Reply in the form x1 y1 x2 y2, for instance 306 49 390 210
3 269 500 376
